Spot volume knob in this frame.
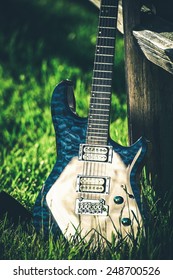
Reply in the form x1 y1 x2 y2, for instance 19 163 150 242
113 196 124 204
121 218 131 226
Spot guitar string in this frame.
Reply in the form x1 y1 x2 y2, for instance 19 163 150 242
84 1 114 198
93 2 116 201
81 0 117 205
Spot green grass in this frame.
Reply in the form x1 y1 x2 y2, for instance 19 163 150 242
0 0 173 260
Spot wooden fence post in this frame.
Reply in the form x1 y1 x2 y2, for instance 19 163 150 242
122 0 173 194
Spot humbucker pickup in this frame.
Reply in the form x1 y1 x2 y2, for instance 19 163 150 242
76 175 110 194
78 144 113 163
75 198 109 216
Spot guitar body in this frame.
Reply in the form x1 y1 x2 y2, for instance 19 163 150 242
33 80 148 242
33 0 148 243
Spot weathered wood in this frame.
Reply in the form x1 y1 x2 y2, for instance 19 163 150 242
122 0 173 192
133 17 173 75
89 0 173 75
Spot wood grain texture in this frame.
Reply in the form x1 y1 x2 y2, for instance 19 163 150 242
133 17 173 75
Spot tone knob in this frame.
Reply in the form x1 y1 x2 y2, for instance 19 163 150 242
113 196 124 204
121 218 131 226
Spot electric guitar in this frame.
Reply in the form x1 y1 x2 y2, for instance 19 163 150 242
33 0 148 243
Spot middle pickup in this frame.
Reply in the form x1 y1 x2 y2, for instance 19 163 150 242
76 175 110 194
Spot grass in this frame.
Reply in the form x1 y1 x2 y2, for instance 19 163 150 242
0 0 173 260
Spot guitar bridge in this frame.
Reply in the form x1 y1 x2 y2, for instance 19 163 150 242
75 198 109 216
78 144 113 163
76 175 110 194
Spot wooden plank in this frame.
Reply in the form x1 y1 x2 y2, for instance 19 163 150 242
133 17 173 75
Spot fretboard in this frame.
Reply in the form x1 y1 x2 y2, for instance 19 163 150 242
86 0 118 145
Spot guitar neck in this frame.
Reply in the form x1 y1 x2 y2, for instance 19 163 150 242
86 0 119 145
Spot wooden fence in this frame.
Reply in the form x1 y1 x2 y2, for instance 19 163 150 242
90 0 173 194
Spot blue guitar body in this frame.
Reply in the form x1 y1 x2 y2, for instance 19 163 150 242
33 80 148 239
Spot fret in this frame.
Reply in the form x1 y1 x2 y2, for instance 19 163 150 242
102 5 117 8
93 70 112 73
89 118 109 122
90 105 110 110
96 54 113 57
98 36 115 40
89 113 109 117
100 16 117 19
89 116 109 123
94 62 113 65
88 127 108 131
91 91 111 95
99 26 115 30
88 135 107 140
89 123 108 129
90 108 110 112
92 84 111 87
96 45 114 48
92 96 110 101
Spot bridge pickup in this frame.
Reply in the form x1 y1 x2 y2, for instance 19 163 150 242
76 175 110 194
78 144 113 163
75 198 109 216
